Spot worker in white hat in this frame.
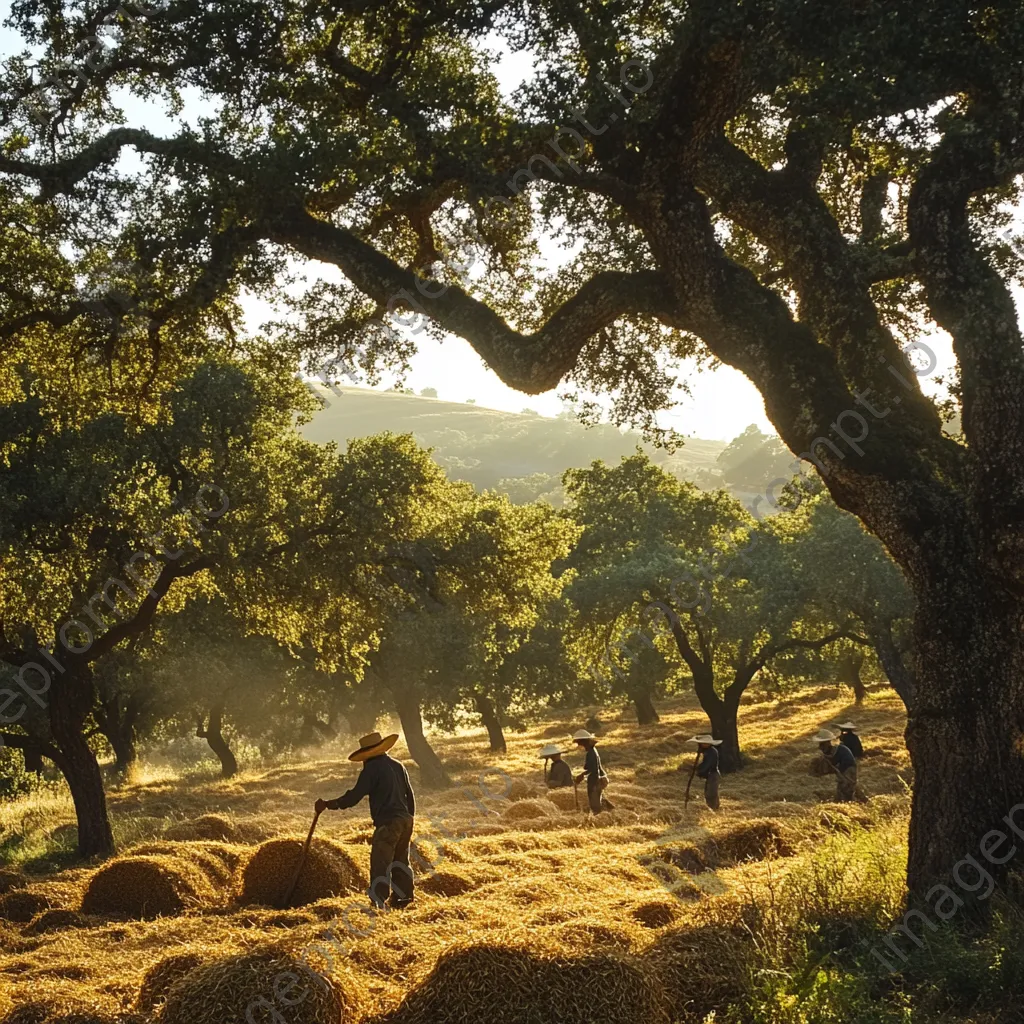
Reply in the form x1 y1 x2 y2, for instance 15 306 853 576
813 729 858 802
686 734 724 811
833 722 864 758
538 743 573 788
572 729 612 813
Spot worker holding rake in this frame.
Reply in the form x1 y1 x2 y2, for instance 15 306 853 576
573 728 613 813
686 734 723 811
315 731 416 910
814 728 861 802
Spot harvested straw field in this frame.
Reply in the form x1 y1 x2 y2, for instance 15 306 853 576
0 685 922 1022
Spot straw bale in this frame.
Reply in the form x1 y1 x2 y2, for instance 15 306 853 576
126 841 240 885
0 891 52 924
136 952 206 1012
0 869 26 895
0 999 146 1023
239 836 363 908
164 814 242 843
501 799 558 822
383 941 668 1024
22 910 89 936
160 948 348 1024
631 899 681 929
545 788 580 811
417 869 476 898
642 924 749 1023
80 856 216 919
506 778 536 802
708 820 794 864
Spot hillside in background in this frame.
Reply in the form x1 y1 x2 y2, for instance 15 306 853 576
303 387 740 504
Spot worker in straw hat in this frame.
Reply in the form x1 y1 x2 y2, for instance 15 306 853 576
572 728 613 813
813 728 859 802
539 743 573 788
315 731 416 910
686 734 723 811
833 721 864 758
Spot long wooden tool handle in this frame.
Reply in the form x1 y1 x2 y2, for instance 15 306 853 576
281 808 322 908
573 778 580 811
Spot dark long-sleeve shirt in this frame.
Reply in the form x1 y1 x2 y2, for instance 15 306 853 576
583 745 606 783
830 742 856 773
329 753 415 826
547 758 573 788
839 731 864 758
696 746 720 778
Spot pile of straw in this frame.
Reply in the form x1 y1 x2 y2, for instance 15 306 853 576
383 942 669 1024
0 870 25 896
501 799 559 822
239 837 363 908
0 890 52 924
545 788 580 812
136 952 206 1012
159 948 347 1024
808 755 833 777
0 998 147 1023
631 899 681 929
709 821 795 864
127 841 242 885
81 855 216 919
164 814 243 843
506 778 536 802
417 870 476 898
22 909 88 936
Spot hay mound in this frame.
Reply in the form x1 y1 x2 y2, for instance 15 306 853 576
385 942 667 1024
136 952 206 1012
552 920 637 951
0 1000 146 1023
709 820 794 864
22 909 89 936
0 869 25 895
239 836 363 908
0 890 51 923
807 755 833 777
126 841 239 885
631 900 680 929
417 870 476 898
546 788 580 811
164 814 242 843
81 855 216 919
160 948 347 1024
501 799 558 822
506 778 536 802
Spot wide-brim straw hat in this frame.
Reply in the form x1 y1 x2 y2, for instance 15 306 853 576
813 729 838 744
835 722 858 731
538 743 565 758
572 729 597 743
348 731 399 762
687 734 723 746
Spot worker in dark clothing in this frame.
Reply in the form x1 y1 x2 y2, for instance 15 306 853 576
316 731 415 909
687 734 723 811
573 729 613 813
834 722 864 758
814 729 859 802
539 744 573 788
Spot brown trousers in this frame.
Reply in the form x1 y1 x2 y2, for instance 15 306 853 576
704 770 721 811
369 815 414 907
836 765 858 803
587 779 612 814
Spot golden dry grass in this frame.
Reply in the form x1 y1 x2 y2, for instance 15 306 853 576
0 681 912 1022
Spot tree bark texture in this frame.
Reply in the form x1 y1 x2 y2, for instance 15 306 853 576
393 687 451 789
197 703 238 778
474 693 507 753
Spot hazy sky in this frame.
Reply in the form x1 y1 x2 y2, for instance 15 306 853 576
1 9 963 442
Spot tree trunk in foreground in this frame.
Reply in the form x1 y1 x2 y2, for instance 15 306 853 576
50 671 115 858
474 693 507 753
393 688 451 789
632 689 661 726
905 577 1024 903
198 703 238 778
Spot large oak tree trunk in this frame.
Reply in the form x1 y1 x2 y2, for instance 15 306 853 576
839 651 866 704
905 578 1024 901
50 671 115 858
197 703 238 778
706 690 742 774
393 688 451 789
473 693 507 753
631 689 661 725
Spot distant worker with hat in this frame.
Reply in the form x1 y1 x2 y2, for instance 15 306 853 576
573 729 613 813
316 731 416 909
539 744 573 788
813 729 859 802
686 734 723 811
833 722 864 758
